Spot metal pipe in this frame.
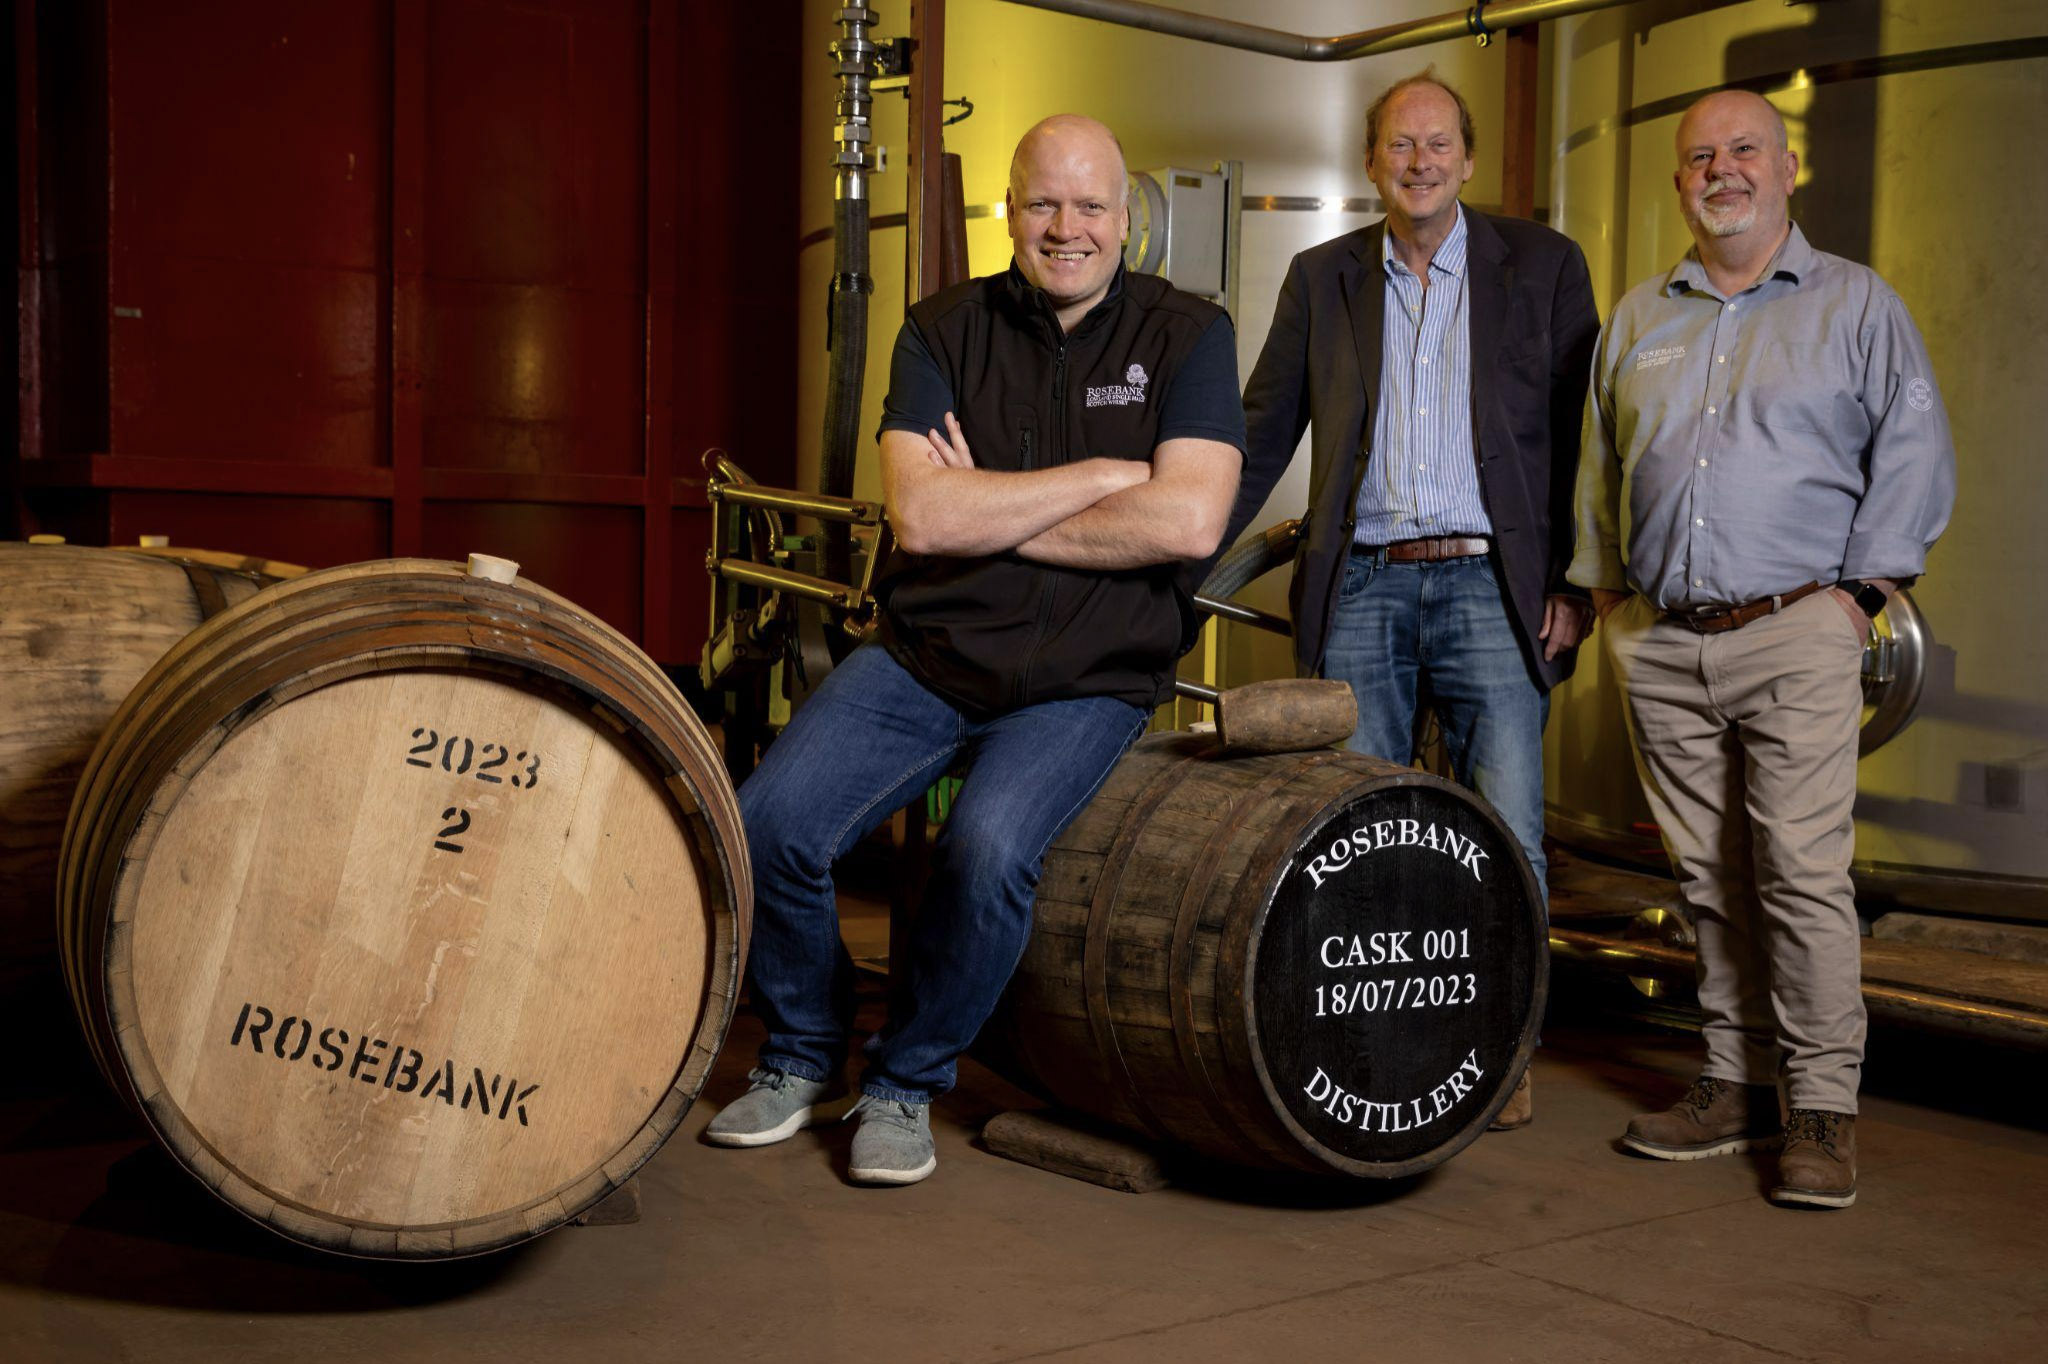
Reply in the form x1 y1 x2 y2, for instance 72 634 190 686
997 0 1636 62
712 559 863 610
1548 929 2048 1049
718 484 881 525
1192 594 1291 636
820 5 881 661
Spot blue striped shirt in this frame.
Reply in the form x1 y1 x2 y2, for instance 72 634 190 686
1355 209 1491 543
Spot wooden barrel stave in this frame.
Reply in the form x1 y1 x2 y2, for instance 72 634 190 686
2 543 287 1025
59 558 746 1257
996 733 1545 1178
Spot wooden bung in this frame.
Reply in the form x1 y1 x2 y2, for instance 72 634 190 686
987 733 1546 1179
56 557 748 1259
1215 679 1357 754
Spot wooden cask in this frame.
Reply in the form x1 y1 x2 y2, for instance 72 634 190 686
0 543 288 994
994 733 1546 1179
57 558 748 1258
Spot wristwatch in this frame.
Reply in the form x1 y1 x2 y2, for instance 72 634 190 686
1838 579 1888 617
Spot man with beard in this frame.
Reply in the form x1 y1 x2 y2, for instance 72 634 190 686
705 115 1244 1186
1572 89 1954 1208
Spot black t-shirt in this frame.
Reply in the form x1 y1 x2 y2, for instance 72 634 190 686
879 282 1246 454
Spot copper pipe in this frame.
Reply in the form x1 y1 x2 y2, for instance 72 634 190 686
1548 928 2048 1048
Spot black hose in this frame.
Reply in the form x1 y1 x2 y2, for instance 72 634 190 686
1196 517 1302 602
819 194 872 661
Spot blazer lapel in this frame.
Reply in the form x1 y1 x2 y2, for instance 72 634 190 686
1342 222 1386 434
1464 205 1511 442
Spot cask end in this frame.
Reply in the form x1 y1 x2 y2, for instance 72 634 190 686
0 542 284 994
57 558 747 1258
995 733 1546 1179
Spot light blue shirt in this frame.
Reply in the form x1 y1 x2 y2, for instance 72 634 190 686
1354 208 1492 544
1571 223 1956 610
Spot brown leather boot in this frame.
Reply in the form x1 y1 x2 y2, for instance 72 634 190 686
1771 1109 1857 1208
1621 1076 1780 1160
1488 1070 1532 1131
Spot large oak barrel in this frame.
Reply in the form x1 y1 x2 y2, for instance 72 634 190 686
0 542 293 999
995 733 1546 1178
57 558 748 1258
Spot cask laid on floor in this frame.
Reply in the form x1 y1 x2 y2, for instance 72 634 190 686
994 733 1546 1178
0 542 297 1001
57 558 749 1258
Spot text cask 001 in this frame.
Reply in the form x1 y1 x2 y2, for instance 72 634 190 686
994 733 1546 1178
57 558 749 1258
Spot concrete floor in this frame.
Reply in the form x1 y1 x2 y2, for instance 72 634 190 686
2 968 2043 1362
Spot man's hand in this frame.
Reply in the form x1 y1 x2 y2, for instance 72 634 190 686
1590 588 1630 623
1828 577 1895 644
924 412 976 469
1539 594 1596 661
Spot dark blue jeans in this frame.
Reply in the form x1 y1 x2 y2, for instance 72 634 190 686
1322 550 1550 901
738 644 1148 1103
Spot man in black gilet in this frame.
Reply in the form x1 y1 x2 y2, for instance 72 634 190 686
706 115 1245 1185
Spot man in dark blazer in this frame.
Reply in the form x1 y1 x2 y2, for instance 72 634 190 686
1231 71 1599 1127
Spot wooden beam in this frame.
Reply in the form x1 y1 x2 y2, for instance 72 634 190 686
1501 24 1541 220
388 1 427 556
903 0 947 308
641 1 680 661
15 0 42 477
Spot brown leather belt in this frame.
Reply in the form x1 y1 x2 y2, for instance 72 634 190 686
1368 535 1492 562
1668 581 1825 633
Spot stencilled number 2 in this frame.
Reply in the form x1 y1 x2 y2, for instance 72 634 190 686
434 807 471 854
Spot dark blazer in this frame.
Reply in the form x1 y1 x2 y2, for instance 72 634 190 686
1229 205 1600 690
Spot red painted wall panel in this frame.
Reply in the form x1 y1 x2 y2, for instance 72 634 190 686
421 499 643 638
110 259 384 465
106 1 389 467
15 0 802 669
421 0 647 478
106 492 391 567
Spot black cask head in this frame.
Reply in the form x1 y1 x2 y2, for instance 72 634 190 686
1249 772 1544 1176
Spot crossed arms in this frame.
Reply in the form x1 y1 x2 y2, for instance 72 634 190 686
881 413 1241 570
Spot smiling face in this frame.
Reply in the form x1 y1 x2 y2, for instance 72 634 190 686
1673 91 1798 245
1006 116 1129 325
1366 83 1474 240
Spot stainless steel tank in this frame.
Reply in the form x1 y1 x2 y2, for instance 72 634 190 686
1545 0 2048 920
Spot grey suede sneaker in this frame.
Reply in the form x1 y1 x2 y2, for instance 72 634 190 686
846 1095 937 1186
704 1067 851 1148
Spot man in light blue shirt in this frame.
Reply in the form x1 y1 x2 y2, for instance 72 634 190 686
1574 89 1955 1210
1235 70 1602 1134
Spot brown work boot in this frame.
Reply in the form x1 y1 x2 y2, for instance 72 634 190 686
1488 1070 1532 1131
1771 1109 1857 1209
1621 1076 1779 1160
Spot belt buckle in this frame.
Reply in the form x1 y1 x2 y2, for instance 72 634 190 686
1681 604 1731 634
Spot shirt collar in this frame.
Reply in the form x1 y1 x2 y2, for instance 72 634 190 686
1382 204 1469 282
1666 220 1814 297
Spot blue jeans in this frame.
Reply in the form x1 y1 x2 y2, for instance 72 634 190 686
738 644 1148 1103
1322 550 1550 901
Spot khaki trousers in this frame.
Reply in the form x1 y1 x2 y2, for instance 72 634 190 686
1602 590 1867 1113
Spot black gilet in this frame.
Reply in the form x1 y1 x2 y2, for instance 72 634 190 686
876 266 1226 716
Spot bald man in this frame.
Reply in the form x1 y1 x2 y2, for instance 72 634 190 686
707 115 1245 1186
1572 89 1954 1208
